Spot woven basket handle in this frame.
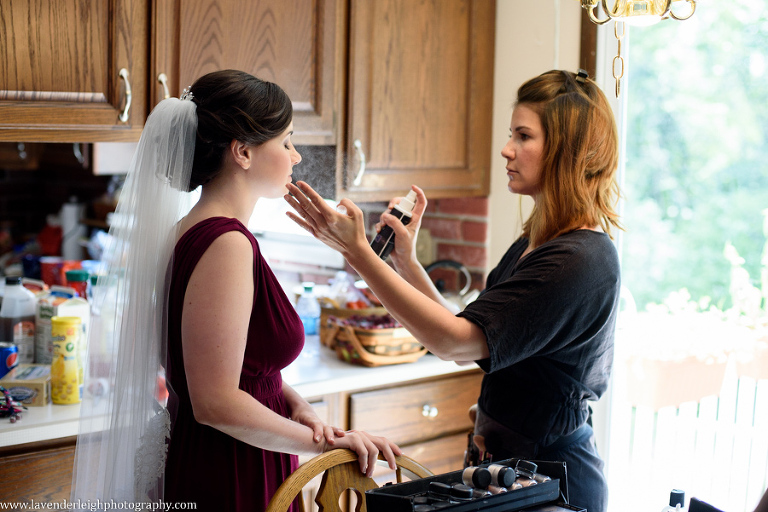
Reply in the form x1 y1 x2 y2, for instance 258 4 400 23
341 325 428 367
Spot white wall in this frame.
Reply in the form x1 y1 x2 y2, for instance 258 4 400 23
488 0 615 458
488 0 583 267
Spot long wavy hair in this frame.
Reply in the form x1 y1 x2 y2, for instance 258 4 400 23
518 70 622 247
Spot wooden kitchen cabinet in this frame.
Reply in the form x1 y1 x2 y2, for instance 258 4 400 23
349 371 482 473
0 436 76 508
0 369 481 509
339 0 495 201
310 370 482 511
151 0 496 198
403 431 470 476
0 399 335 509
0 0 341 145
151 0 343 146
279 371 482 512
0 0 149 143
0 0 494 201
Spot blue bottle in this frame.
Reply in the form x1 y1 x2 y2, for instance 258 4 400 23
295 282 321 335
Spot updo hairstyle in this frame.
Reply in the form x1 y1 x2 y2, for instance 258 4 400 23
187 69 293 191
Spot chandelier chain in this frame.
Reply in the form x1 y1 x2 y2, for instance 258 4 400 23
613 21 626 98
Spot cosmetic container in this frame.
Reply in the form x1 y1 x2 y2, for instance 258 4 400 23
370 190 417 260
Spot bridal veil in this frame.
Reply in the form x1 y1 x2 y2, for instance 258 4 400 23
71 95 197 506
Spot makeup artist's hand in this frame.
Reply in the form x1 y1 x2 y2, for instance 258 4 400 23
285 182 369 258
374 185 428 272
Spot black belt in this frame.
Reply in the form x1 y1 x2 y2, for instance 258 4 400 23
538 422 592 455
474 404 592 460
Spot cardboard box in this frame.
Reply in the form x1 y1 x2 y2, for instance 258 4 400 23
1 364 51 406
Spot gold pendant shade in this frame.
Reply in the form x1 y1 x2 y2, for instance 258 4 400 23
578 0 696 97
581 0 696 26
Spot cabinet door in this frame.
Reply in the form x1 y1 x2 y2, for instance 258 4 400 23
153 0 341 146
342 0 495 201
0 437 76 505
403 432 469 476
349 372 482 446
0 0 148 142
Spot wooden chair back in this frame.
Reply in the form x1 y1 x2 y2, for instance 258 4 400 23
266 448 434 512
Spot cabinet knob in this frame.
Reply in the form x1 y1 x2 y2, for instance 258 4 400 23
422 405 439 418
157 73 170 100
118 68 132 123
352 139 366 186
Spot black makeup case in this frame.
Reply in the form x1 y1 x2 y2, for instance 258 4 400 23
365 458 584 512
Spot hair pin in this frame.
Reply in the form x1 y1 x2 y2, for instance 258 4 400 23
575 69 589 83
180 87 194 101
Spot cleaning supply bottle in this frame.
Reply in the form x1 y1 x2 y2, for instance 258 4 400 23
0 277 37 364
370 190 417 260
662 489 686 511
65 269 90 299
295 282 321 335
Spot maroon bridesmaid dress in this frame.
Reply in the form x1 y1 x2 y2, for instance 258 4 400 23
164 217 304 511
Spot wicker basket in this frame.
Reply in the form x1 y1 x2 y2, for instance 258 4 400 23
319 306 388 348
324 321 427 367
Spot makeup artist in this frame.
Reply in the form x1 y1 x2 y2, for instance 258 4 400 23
285 69 622 512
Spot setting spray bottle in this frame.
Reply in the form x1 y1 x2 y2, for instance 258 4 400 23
369 190 417 260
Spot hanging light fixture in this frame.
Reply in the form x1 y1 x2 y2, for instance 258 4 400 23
581 0 696 25
579 0 696 95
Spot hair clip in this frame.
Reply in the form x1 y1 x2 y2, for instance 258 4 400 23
180 87 194 101
575 69 589 83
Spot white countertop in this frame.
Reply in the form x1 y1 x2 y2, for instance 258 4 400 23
283 335 478 397
0 336 477 448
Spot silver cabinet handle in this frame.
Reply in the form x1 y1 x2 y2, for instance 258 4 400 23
422 405 439 418
352 139 366 186
72 143 84 164
157 72 170 99
118 68 132 123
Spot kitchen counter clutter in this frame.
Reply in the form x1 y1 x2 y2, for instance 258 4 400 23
1 335 482 507
0 393 108 449
0 335 478 448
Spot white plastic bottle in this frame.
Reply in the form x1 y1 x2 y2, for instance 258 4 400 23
295 282 321 336
662 489 686 511
0 277 37 364
369 190 417 260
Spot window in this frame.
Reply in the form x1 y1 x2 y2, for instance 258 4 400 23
596 4 768 511
248 197 345 270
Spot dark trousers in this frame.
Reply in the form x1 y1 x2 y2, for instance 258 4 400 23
473 404 608 512
538 424 608 512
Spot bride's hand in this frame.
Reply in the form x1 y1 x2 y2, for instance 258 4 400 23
291 402 345 445
285 182 369 258
328 429 402 477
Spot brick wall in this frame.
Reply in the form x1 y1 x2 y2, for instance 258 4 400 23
419 196 489 292
356 196 490 292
